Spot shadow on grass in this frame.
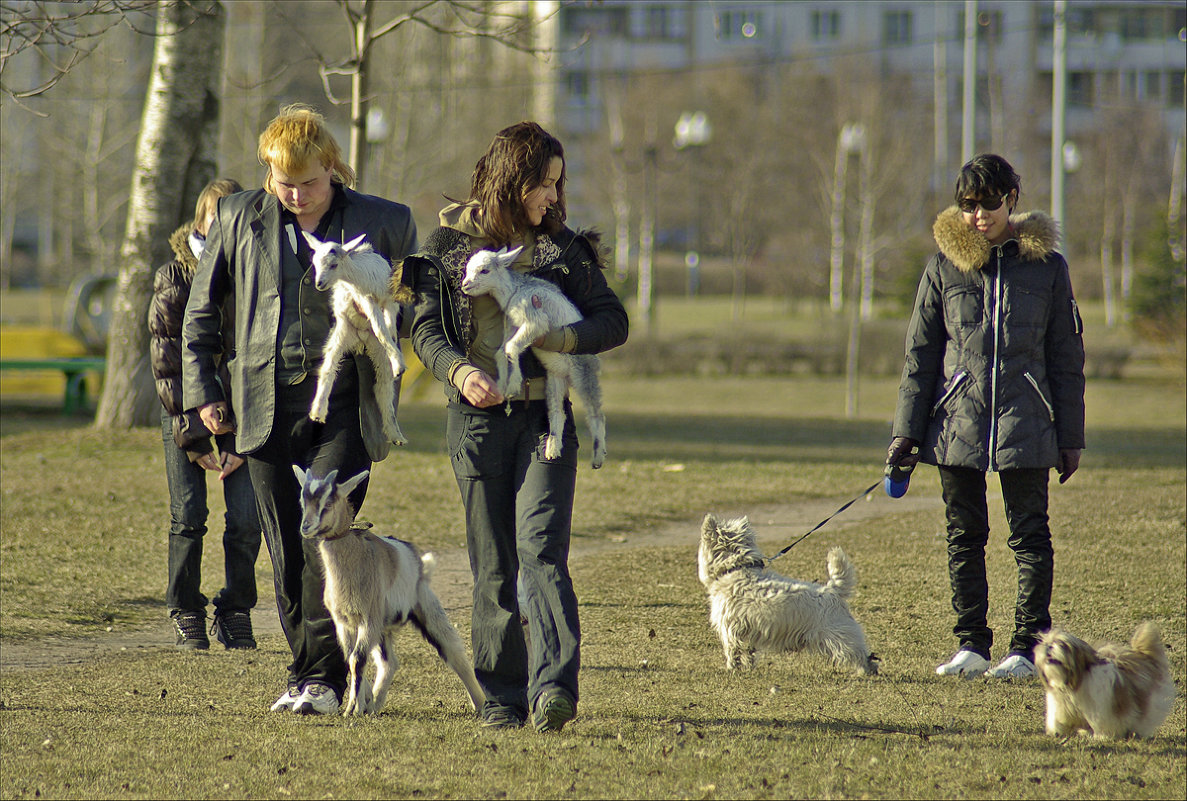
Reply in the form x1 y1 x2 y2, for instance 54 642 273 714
611 711 954 739
603 409 1186 469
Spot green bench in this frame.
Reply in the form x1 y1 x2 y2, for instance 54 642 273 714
0 357 108 414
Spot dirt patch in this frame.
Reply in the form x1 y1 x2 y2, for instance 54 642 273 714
0 491 941 672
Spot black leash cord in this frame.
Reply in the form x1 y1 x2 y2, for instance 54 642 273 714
766 480 882 564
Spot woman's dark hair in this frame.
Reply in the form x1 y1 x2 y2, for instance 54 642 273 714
955 154 1021 206
469 121 566 247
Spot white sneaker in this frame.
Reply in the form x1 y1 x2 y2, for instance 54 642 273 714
270 685 302 712
988 653 1036 679
293 682 340 715
936 649 991 678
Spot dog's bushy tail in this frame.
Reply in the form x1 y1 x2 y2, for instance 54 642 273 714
823 547 857 600
1130 622 1166 659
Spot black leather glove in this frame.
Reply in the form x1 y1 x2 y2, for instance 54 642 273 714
1057 448 1081 484
886 437 920 468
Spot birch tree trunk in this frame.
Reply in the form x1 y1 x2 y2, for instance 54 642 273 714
94 1 224 429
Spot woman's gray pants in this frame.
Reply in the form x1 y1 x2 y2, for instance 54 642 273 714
447 398 581 721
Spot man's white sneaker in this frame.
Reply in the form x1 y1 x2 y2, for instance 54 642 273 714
987 653 1036 679
270 685 302 712
936 649 991 678
293 682 340 715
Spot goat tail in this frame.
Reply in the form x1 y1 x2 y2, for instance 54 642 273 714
824 546 857 601
420 552 437 583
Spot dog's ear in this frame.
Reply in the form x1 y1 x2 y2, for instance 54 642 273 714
701 514 719 541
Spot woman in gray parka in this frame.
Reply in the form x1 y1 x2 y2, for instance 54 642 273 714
887 154 1085 680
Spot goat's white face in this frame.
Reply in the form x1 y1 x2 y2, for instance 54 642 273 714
304 232 370 292
460 246 524 296
293 466 369 539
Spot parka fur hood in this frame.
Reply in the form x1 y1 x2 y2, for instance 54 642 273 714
167 224 200 279
932 207 1060 273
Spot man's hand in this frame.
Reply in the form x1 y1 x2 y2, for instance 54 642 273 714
1057 448 1081 484
199 402 233 435
886 437 920 468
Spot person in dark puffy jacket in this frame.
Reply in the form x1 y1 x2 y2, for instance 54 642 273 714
887 154 1085 680
149 177 261 651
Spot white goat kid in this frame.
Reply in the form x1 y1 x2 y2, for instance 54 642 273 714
460 245 607 469
294 466 486 716
304 232 406 446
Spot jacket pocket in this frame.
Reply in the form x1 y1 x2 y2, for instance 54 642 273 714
1023 371 1055 422
943 286 983 328
931 369 970 417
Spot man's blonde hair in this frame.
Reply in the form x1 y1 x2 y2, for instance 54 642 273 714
257 103 355 193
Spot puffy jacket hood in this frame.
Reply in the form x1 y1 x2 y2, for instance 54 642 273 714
933 207 1060 273
168 224 199 279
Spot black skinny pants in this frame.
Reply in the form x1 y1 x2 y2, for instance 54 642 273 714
246 366 370 695
938 466 1053 660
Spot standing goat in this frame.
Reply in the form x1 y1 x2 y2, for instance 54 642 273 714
460 246 607 468
304 232 406 446
294 466 485 716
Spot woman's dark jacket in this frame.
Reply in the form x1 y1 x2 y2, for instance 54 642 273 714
400 225 628 405
149 224 237 460
893 208 1086 471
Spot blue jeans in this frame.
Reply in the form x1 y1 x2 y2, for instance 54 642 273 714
161 411 261 614
447 398 581 721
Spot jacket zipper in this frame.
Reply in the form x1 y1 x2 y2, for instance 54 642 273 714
1024 371 1056 421
930 369 969 417
987 248 1003 471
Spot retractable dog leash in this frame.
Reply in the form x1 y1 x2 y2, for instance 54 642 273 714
766 461 915 564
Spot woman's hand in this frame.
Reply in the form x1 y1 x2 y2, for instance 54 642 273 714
461 370 505 408
219 452 245 480
194 451 221 471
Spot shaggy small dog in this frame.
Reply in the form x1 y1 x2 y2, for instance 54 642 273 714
697 514 878 675
1035 623 1175 739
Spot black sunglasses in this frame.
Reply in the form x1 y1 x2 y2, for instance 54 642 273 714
958 193 1010 214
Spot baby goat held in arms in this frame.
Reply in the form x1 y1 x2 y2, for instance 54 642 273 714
294 466 485 716
461 245 607 468
303 231 407 446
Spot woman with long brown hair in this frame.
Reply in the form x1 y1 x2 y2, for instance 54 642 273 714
401 121 628 730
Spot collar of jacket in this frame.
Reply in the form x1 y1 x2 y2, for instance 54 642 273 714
168 224 199 278
932 206 1060 273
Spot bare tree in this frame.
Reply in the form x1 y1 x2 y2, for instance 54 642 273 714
94 0 224 428
0 0 155 103
274 0 558 190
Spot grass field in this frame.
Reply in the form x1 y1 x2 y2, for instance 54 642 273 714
1 371 1184 799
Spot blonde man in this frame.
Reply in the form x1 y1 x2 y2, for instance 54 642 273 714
183 104 417 714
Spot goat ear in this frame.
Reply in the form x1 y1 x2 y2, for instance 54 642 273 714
292 465 308 486
338 470 369 497
342 233 368 251
302 231 322 249
500 245 524 266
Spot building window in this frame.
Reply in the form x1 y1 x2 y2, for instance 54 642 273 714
811 10 841 41
884 11 912 46
565 71 590 107
1068 71 1094 107
632 4 688 41
718 10 761 41
1168 72 1185 107
562 6 629 37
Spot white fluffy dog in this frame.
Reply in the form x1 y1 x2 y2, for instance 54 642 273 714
697 514 878 675
1035 622 1175 739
